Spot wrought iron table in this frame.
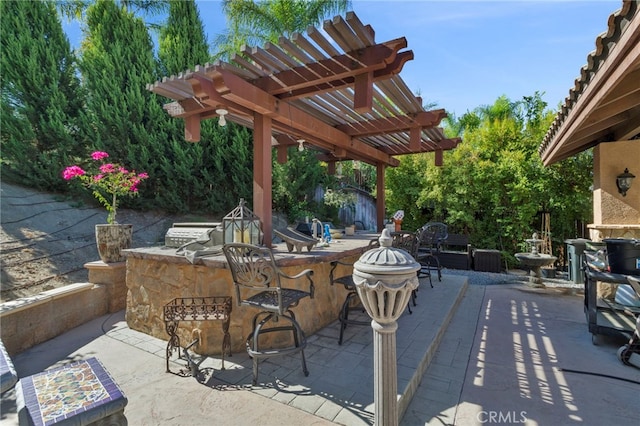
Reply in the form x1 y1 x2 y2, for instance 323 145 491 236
163 296 232 378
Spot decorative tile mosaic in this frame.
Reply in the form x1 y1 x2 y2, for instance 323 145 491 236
20 358 125 426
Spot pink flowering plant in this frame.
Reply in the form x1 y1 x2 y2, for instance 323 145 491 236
63 151 148 224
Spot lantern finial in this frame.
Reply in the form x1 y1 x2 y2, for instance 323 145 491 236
223 199 262 245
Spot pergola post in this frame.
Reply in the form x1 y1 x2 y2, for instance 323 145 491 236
435 149 443 166
376 163 385 231
254 113 273 247
184 116 201 142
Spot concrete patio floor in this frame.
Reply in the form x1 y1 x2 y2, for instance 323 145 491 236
1 274 639 425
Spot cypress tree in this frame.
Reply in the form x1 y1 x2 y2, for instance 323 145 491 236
157 0 253 214
77 0 171 210
0 0 84 191
158 0 209 77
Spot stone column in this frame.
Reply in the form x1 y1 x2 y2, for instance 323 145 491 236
84 261 127 312
372 320 399 423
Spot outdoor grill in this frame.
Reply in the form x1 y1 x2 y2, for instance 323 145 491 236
164 222 222 247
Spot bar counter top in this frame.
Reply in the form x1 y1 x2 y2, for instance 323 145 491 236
123 232 380 267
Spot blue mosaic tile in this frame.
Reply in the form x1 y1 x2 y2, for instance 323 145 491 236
0 340 18 393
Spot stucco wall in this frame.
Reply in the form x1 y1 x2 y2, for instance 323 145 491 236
85 261 128 313
591 140 640 240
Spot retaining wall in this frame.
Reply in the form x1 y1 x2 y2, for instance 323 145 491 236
0 261 126 356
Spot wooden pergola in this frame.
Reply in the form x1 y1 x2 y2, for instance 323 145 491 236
148 11 460 245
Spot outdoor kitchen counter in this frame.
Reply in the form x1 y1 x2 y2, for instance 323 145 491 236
123 232 379 267
122 233 379 355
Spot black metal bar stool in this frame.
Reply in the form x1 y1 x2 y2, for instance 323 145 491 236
329 238 380 344
223 243 314 385
330 260 371 345
390 230 427 313
416 223 447 282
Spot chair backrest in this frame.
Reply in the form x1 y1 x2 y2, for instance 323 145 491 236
422 222 448 243
416 227 437 250
223 243 281 305
391 231 418 257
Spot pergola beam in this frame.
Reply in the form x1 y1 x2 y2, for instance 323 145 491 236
336 109 447 137
206 67 399 166
277 51 414 102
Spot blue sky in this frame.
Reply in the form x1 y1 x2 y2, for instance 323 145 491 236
65 0 620 117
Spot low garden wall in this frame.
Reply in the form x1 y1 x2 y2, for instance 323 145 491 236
0 261 127 356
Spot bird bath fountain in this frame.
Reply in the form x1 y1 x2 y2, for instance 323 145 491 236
515 233 557 288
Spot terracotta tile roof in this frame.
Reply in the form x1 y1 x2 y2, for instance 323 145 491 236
539 0 640 165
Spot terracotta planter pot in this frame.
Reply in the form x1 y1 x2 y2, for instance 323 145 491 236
95 224 133 263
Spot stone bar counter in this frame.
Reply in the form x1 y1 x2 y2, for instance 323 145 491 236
123 233 379 355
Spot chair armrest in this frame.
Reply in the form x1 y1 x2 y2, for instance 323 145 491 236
331 259 354 268
367 238 380 248
329 239 377 286
330 260 353 282
279 269 315 298
330 260 357 291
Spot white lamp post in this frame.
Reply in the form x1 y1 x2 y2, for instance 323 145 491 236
353 229 420 425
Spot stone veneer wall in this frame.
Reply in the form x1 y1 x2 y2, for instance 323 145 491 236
588 225 640 242
125 253 360 355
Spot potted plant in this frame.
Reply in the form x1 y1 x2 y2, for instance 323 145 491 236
63 151 148 263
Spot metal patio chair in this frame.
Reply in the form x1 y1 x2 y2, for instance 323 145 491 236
391 231 420 313
391 230 438 312
329 238 379 344
416 222 448 282
222 243 314 385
